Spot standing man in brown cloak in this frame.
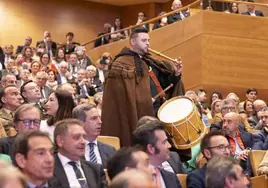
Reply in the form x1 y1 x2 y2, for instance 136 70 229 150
101 27 184 146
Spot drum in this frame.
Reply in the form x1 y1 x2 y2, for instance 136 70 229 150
158 96 206 150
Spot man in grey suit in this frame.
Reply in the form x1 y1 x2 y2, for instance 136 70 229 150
35 72 52 100
73 104 116 169
51 118 107 188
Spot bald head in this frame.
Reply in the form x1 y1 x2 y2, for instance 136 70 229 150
253 99 266 112
110 169 156 188
222 112 240 137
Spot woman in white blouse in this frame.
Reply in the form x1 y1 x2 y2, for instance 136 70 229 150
110 17 128 41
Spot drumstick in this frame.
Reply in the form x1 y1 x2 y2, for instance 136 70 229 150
153 84 173 100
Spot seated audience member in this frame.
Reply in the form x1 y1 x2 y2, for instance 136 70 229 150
168 0 190 24
209 91 223 106
0 104 41 156
205 5 214 11
94 23 112 48
95 58 108 83
40 53 57 72
87 65 102 92
136 12 150 31
72 103 116 168
252 107 268 150
111 18 128 41
226 92 240 108
18 46 34 65
94 92 103 115
239 88 258 112
225 2 239 14
50 119 108 187
110 169 156 188
77 95 89 105
0 160 27 188
52 48 66 71
2 59 19 79
46 69 58 90
210 99 246 131
132 121 183 187
13 131 54 188
57 83 77 100
68 52 79 78
41 90 75 140
0 86 22 136
16 36 32 54
57 61 73 84
197 89 208 110
153 12 168 30
0 44 15 70
222 112 253 172
19 69 31 87
77 68 96 97
248 99 266 128
64 32 80 55
36 31 57 57
206 156 249 188
107 147 152 180
243 99 254 118
187 131 231 188
35 71 52 100
76 46 92 69
242 0 264 16
29 61 41 81
1 73 17 87
257 150 268 175
211 99 222 124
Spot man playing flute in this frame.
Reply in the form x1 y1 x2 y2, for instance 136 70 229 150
101 27 184 146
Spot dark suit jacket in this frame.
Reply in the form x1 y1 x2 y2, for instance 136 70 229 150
36 40 57 56
252 129 268 150
77 84 96 97
160 168 182 188
49 154 108 188
94 33 110 48
186 164 207 188
240 130 253 149
15 45 25 54
97 141 116 169
0 135 16 156
167 11 189 24
168 151 187 174
242 10 264 16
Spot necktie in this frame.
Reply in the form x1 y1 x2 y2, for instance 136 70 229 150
68 161 88 188
89 142 97 163
72 65 76 74
153 167 161 188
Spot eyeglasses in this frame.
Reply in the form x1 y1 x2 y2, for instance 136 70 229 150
207 145 232 152
17 119 41 127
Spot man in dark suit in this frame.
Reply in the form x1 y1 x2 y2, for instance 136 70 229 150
167 0 190 24
13 131 54 188
77 68 96 97
51 119 107 188
94 23 111 48
0 104 42 156
36 31 57 57
187 131 231 188
242 0 264 16
72 104 116 169
0 45 15 71
15 36 32 54
132 121 182 188
253 107 268 150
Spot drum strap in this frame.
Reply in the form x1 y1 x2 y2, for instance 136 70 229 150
148 66 165 98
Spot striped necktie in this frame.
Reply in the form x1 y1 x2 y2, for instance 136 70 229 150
68 161 88 188
89 142 97 163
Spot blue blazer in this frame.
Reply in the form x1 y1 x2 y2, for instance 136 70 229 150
186 164 207 188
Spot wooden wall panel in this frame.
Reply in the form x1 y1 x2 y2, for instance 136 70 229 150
0 0 120 49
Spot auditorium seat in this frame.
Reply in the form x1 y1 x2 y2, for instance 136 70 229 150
177 174 188 188
249 150 266 176
97 135 120 150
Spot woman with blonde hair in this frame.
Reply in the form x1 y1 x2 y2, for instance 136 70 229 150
211 99 222 123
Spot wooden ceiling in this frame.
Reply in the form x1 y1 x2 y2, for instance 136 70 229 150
86 0 170 6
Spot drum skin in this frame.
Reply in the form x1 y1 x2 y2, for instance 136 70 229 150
158 96 206 150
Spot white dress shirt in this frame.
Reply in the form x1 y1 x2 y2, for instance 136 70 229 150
57 153 87 188
98 69 105 83
84 140 102 165
40 120 55 141
161 161 175 173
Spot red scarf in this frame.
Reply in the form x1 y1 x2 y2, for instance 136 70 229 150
227 129 245 155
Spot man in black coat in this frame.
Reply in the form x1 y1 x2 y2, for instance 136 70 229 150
15 36 32 54
242 0 264 17
36 31 57 57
